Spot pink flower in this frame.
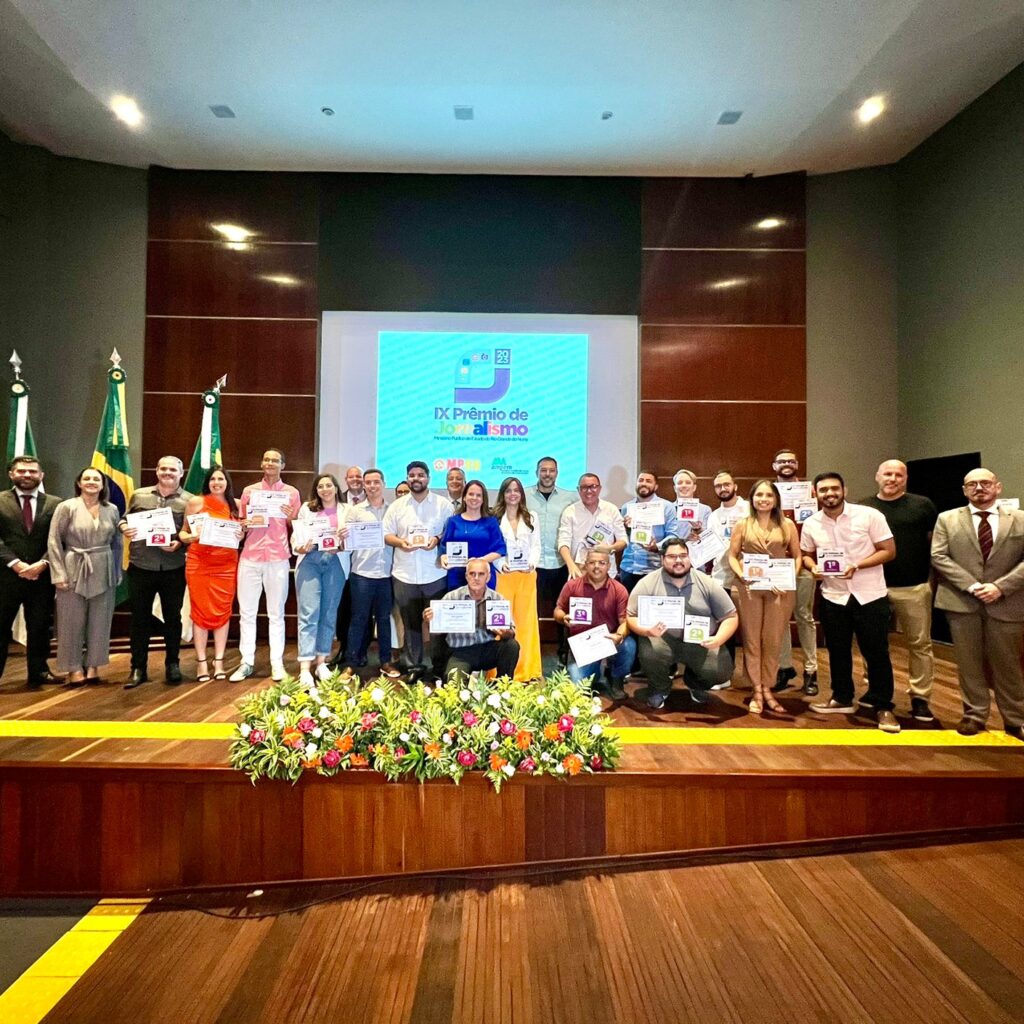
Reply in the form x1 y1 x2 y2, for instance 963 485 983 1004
288 736 305 750
590 755 604 772
409 710 422 723
297 716 316 733
456 750 478 767
558 714 575 733
360 711 379 731
322 749 341 768
499 718 516 736
462 711 479 727
395 747 407 758
518 757 537 773
248 729 266 744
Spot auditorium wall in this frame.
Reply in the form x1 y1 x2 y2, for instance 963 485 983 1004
0 131 147 495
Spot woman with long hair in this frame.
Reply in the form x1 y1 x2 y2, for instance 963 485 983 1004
494 476 542 680
728 479 801 714
47 467 122 685
439 479 506 589
179 466 244 681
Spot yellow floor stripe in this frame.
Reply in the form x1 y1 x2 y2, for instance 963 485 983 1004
0 719 1021 747
0 899 148 1024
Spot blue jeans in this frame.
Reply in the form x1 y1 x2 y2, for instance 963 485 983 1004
296 552 345 660
347 573 393 664
568 634 636 686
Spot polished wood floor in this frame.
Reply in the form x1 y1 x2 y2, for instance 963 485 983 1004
40 836 1024 1024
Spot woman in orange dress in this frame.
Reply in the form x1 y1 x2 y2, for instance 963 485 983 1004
179 466 243 681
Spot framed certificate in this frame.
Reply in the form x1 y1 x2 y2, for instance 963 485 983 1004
407 522 430 548
346 520 384 550
637 595 685 629
675 499 700 522
429 600 477 633
568 624 618 666
306 517 339 551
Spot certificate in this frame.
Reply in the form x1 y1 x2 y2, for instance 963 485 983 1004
683 614 711 643
723 508 746 539
686 530 727 568
637 595 685 629
630 502 665 528
818 548 847 575
997 498 1020 510
199 517 242 549
749 558 797 591
247 490 290 521
631 526 655 547
777 481 813 511
186 512 208 535
445 541 469 567
429 599 476 633
346 520 384 550
485 599 512 629
675 499 701 522
506 541 530 571
584 521 614 547
407 522 430 548
794 500 818 523
126 507 176 546
568 597 593 625
306 517 339 551
568 624 618 667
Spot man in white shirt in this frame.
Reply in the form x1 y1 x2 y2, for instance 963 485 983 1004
557 473 627 580
707 470 750 590
800 471 899 732
382 460 452 681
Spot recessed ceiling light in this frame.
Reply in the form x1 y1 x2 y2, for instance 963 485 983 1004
756 217 783 230
259 274 300 287
717 110 742 125
857 95 886 124
111 95 143 127
454 105 474 121
209 105 235 119
211 223 253 243
708 277 747 290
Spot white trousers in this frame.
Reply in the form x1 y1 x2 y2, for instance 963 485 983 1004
237 558 290 666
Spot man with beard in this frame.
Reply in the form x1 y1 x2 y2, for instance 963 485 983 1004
626 537 738 710
383 460 452 681
801 472 899 732
706 470 750 590
619 471 678 593
0 456 61 687
772 448 820 695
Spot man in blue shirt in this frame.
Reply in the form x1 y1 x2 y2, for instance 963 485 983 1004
619 471 679 593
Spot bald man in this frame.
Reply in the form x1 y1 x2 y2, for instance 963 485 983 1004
931 468 1024 740
862 460 938 721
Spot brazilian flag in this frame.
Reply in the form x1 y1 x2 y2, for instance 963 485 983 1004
184 377 225 493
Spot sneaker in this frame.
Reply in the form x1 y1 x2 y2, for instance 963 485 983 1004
810 699 855 714
877 709 901 734
689 688 710 705
315 663 333 682
710 679 732 691
772 667 797 693
299 669 315 687
228 663 253 683
956 718 984 736
910 698 934 723
646 691 667 710
802 672 819 697
271 663 286 682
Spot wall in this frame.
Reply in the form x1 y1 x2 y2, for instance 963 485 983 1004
805 167 898 498
0 132 147 495
897 60 1024 497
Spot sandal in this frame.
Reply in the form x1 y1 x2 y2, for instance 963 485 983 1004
748 698 763 715
766 696 785 714
213 659 228 681
196 659 211 682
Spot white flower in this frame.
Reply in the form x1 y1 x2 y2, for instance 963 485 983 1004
279 694 291 707
371 687 385 702
491 741 500 751
346 697 356 708
592 697 603 713
304 742 318 758
590 724 603 737
540 752 551 762
555 763 565 774
459 689 471 701
418 730 428 741
501 691 511 700
486 693 501 708
318 706 331 719
442 732 452 745
239 723 252 738
275 714 286 727
536 694 546 706
423 686 432 697
308 687 320 701
311 727 323 738
399 732 411 743
472 690 483 700
488 721 501 735
570 706 580 717
502 764 515 777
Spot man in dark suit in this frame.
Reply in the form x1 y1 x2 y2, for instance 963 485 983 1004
931 467 1024 740
0 455 62 687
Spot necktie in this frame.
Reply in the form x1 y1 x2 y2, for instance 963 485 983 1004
21 494 33 533
977 510 993 562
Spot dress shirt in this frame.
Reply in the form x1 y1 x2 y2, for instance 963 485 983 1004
346 501 393 578
239 480 301 563
524 485 576 569
556 575 629 636
7 487 42 567
968 504 1000 544
121 485 191 571
619 496 678 575
442 585 515 648
498 512 541 571
557 499 628 577
708 498 750 586
382 491 451 585
800 502 893 606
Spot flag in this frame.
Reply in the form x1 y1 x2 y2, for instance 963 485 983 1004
91 349 135 541
184 376 226 493
6 350 37 462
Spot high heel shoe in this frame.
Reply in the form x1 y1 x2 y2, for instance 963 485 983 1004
196 658 211 682
766 696 785 714
213 659 228 681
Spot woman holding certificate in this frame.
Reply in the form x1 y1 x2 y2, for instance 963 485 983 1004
292 473 346 686
494 477 542 681
180 467 243 680
728 479 801 715
47 467 122 685
439 480 506 590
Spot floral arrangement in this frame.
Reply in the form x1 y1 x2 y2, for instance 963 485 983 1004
230 670 621 792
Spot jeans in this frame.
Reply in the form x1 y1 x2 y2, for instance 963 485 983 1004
295 552 346 660
568 634 636 686
347 573 393 664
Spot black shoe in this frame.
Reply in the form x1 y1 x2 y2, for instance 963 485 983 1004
773 667 797 692
165 664 182 685
956 718 983 736
1005 725 1023 741
124 668 148 690
607 679 627 700
27 670 60 689
689 688 710 705
327 652 347 670
802 672 818 697
911 698 934 723
646 691 667 710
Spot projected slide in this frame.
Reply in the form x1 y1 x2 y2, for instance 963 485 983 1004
376 332 588 489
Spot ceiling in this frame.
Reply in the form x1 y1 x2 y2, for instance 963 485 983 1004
2 0 1023 177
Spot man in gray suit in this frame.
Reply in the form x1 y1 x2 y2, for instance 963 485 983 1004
931 468 1024 739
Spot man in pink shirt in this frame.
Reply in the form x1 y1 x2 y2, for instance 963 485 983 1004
229 449 301 682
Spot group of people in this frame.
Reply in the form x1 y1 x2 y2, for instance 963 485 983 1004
2 447 1022 741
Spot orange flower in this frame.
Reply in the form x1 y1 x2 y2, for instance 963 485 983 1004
334 734 354 753
543 723 561 742
489 753 508 772
562 754 583 776
300 756 322 769
282 727 303 746
516 729 533 750
350 753 369 767
425 742 443 760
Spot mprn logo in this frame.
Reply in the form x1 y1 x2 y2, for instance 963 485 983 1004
455 349 511 404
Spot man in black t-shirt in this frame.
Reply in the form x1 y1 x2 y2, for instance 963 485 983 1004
862 460 938 722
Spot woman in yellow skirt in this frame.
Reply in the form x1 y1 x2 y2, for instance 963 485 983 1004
494 477 542 681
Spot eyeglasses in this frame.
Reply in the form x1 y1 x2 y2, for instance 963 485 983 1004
774 459 798 466
964 481 996 490
579 484 600 491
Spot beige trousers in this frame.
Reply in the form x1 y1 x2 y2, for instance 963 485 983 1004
887 582 934 699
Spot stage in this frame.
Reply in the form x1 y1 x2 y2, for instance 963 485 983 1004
1 641 1022 897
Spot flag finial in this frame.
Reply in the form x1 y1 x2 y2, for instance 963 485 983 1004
9 350 22 381
214 374 228 393
110 348 122 369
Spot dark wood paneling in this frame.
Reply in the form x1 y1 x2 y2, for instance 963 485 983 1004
642 174 806 249
148 168 320 243
146 241 318 318
641 401 806 480
641 326 806 401
144 319 317 394
641 249 805 324
141 393 317 473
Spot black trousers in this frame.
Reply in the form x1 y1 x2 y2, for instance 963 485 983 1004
0 574 55 680
446 639 521 680
127 565 186 670
332 578 353 657
392 577 448 675
819 594 894 710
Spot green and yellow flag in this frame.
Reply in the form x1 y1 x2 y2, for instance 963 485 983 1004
184 375 226 493
91 349 135 517
6 350 37 462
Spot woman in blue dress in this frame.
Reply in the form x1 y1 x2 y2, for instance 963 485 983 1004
439 479 506 589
